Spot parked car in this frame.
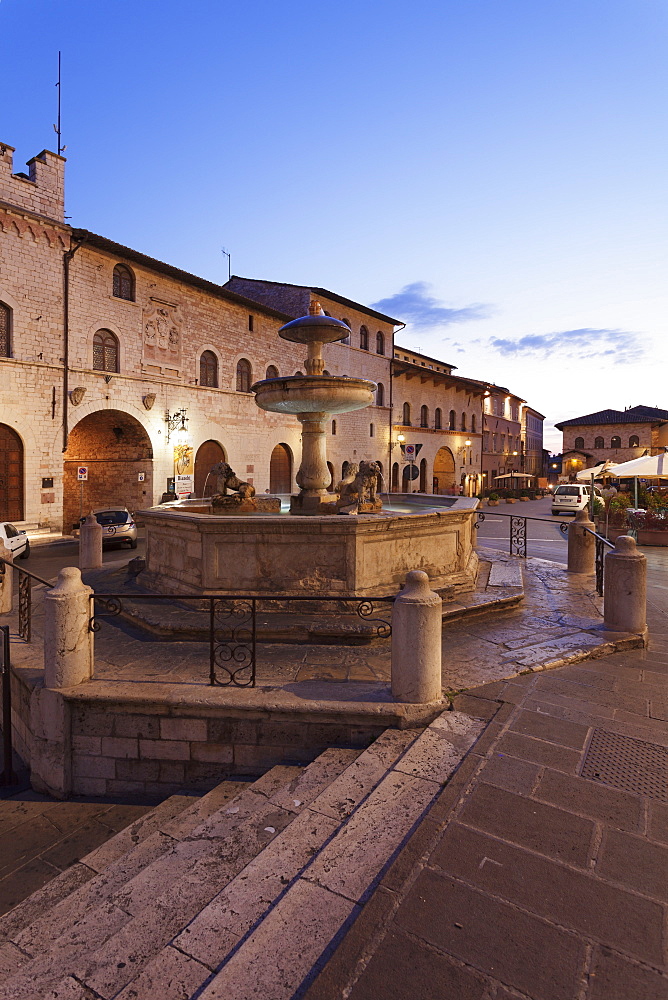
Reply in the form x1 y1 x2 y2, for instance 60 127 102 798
551 484 603 516
0 521 30 559
80 508 138 548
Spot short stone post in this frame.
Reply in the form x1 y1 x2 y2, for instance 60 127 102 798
0 546 13 614
567 509 596 574
604 536 647 634
44 567 94 688
391 570 442 703
79 511 102 570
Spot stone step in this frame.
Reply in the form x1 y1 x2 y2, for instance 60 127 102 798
82 731 422 1000
0 780 249 989
0 759 353 999
195 712 484 1000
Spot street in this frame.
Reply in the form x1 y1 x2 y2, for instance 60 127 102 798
474 495 570 563
25 536 146 584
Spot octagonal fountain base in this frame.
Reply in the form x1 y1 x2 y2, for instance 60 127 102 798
137 496 480 598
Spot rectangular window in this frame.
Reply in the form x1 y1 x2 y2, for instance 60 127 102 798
248 315 254 332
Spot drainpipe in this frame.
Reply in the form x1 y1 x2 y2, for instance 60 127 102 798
388 323 405 491
62 234 87 453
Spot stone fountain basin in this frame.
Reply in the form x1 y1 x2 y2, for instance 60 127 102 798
252 376 376 415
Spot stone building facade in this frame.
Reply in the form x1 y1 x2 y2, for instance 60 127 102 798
1 139 544 529
556 405 668 480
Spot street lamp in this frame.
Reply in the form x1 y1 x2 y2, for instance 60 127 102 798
165 408 188 444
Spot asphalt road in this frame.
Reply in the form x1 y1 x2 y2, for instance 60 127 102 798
25 536 146 584
475 496 570 564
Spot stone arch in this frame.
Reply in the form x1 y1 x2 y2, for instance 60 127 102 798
194 440 226 497
391 462 399 492
326 461 335 492
0 423 24 521
419 457 428 493
62 409 153 532
270 443 292 494
433 446 455 494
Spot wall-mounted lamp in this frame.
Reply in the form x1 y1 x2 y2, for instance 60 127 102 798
165 408 188 443
397 432 406 444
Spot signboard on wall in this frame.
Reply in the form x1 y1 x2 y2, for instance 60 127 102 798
173 444 194 497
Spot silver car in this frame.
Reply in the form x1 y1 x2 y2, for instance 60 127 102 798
82 508 138 548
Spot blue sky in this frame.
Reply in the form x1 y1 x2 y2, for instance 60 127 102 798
2 0 665 450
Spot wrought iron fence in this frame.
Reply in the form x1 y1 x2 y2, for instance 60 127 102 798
1 624 16 786
474 511 569 559
579 528 614 597
0 556 53 643
90 592 393 688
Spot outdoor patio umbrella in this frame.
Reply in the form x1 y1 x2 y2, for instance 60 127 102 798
575 460 619 482
605 450 668 508
493 473 534 479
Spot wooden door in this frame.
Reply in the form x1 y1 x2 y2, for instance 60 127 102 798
270 444 292 494
194 440 226 497
0 425 23 521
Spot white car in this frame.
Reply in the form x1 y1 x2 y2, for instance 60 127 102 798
551 484 603 516
0 521 30 559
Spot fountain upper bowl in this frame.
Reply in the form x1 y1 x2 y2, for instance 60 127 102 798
252 375 376 415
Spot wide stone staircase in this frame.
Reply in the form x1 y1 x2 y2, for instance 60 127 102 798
0 711 484 1000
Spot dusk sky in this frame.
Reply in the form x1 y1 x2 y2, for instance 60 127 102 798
2 0 665 451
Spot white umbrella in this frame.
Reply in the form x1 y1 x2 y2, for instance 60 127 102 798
576 461 619 482
605 452 668 478
493 473 534 480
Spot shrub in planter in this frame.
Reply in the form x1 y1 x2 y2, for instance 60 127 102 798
488 492 500 506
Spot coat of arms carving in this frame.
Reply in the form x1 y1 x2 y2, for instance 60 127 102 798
142 300 183 365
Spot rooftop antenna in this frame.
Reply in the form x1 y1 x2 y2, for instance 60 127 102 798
53 51 67 155
221 247 231 282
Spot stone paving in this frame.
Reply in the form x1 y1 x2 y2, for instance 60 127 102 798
304 548 668 1000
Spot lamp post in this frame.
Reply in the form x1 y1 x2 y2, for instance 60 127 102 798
165 408 188 444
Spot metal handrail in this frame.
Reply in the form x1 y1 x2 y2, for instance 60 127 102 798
474 510 570 558
1 625 16 786
580 526 614 597
0 555 54 642
0 555 53 588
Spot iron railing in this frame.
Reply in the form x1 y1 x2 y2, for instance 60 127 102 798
580 527 615 596
0 625 16 786
474 511 569 558
90 593 394 688
0 556 53 642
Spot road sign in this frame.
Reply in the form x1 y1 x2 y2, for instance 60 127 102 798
402 465 420 481
402 443 423 461
138 472 145 482
77 467 88 481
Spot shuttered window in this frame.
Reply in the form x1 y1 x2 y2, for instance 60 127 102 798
93 330 119 372
0 303 10 357
200 350 218 387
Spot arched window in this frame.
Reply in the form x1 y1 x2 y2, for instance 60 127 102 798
461 413 467 431
266 365 279 379
574 437 585 450
402 402 411 426
370 423 375 437
332 420 337 435
471 414 476 433
376 331 385 355
236 358 252 392
611 435 621 449
449 410 456 431
112 264 134 301
0 302 10 358
434 408 442 429
376 382 385 406
93 329 119 372
360 326 369 350
420 405 429 428
341 319 350 345
199 350 218 388
594 436 604 449
629 435 639 448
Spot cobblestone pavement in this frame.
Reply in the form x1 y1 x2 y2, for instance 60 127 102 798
304 547 668 1000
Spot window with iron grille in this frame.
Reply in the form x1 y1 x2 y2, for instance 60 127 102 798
200 350 218 387
93 330 119 372
236 358 252 392
112 264 134 301
0 303 10 358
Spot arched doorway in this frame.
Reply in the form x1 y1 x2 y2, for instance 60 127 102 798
391 462 399 492
63 410 153 532
326 461 335 491
0 424 23 521
270 443 292 494
419 457 428 493
433 447 455 494
194 440 226 497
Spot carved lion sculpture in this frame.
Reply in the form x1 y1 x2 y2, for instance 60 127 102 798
209 462 256 500
337 460 380 506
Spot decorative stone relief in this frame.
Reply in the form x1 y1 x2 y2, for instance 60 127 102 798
142 393 156 410
142 298 183 367
69 386 86 405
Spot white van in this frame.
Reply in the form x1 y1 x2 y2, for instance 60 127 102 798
551 484 602 516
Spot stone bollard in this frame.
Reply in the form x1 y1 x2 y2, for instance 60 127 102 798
44 567 94 688
567 508 596 574
604 535 647 634
391 570 442 703
0 545 13 614
79 511 103 570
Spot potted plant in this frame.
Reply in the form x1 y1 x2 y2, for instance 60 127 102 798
519 489 530 501
487 492 500 506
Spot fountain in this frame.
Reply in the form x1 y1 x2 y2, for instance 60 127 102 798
253 303 380 515
138 303 480 596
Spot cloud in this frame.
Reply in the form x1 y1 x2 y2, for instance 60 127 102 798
488 328 645 364
372 282 490 329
